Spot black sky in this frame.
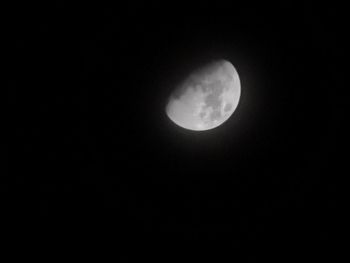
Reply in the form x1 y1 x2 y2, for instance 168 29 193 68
7 2 344 261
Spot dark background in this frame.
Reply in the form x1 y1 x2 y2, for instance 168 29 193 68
7 1 344 261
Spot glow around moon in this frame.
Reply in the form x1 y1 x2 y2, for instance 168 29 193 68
166 59 241 131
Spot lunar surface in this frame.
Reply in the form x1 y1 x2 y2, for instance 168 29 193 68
166 59 241 131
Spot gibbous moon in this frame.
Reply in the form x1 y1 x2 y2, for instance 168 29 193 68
166 59 241 131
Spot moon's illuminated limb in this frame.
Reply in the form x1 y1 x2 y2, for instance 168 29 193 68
166 59 241 131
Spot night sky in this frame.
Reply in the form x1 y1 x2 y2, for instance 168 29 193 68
8 2 344 261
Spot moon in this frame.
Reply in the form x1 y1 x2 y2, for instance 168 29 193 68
166 59 241 131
